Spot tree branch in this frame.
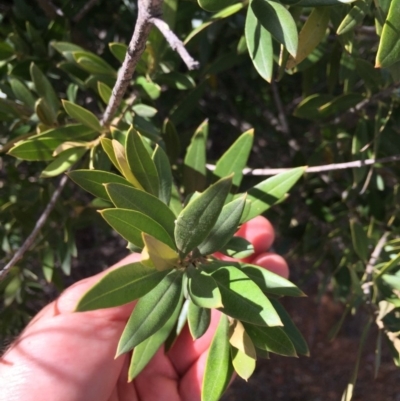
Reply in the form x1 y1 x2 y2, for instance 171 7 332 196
206 154 400 176
150 17 200 70
0 175 68 280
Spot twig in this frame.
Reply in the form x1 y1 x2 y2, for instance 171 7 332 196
36 0 64 18
73 0 99 23
0 175 68 280
206 154 400 176
150 17 200 70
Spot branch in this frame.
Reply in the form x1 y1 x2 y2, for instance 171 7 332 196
150 17 200 70
35 0 64 18
0 175 68 280
206 154 400 176
73 0 99 23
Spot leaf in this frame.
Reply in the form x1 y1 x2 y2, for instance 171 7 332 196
188 301 211 339
128 290 183 380
97 81 112 104
132 103 158 118
35 98 57 126
251 0 298 58
202 314 232 401
229 319 256 358
240 263 306 297
198 195 247 256
142 233 179 271
375 0 400 68
286 7 330 69
337 0 370 35
67 170 130 201
62 100 102 133
100 137 122 174
220 237 255 259
30 63 60 115
100 208 175 249
209 263 283 326
117 269 182 355
244 167 305 222
112 139 144 189
243 322 297 357
76 262 168 311
183 120 208 194
231 347 256 381
0 41 15 60
72 51 116 75
293 94 333 120
109 42 127 63
198 0 236 12
162 118 180 163
350 219 369 262
213 129 254 195
187 267 223 308
175 176 232 258
105 183 176 239
40 147 86 178
245 5 273 82
125 127 159 196
270 298 309 356
152 145 172 205
9 77 36 109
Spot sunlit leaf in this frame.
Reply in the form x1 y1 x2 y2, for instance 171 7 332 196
141 233 179 271
337 0 370 35
231 347 256 381
188 266 223 308
40 147 86 178
220 237 255 259
62 100 102 133
229 319 256 358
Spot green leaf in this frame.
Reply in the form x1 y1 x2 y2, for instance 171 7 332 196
142 233 179 271
286 7 330 69
125 127 159 195
293 93 334 120
245 5 273 82
228 319 256 358
251 0 298 58
240 263 306 297
117 269 182 355
0 41 15 60
381 273 400 290
188 301 211 339
100 208 175 249
270 298 309 356
198 195 246 256
209 263 283 326
40 147 86 178
100 137 122 174
231 347 256 381
128 290 183 380
105 183 176 239
72 51 116 75
198 0 237 12
213 129 254 195
68 170 131 201
9 77 36 109
97 81 112 104
30 63 60 115
132 103 158 118
175 176 232 257
62 100 102 133
162 118 181 164
337 0 370 35
220 237 255 259
376 0 400 68
156 72 195 90
35 97 57 126
202 314 232 401
244 167 305 222
109 42 127 63
350 219 369 262
183 120 208 194
136 76 161 100
76 262 168 311
243 322 297 357
187 267 223 308
152 145 172 205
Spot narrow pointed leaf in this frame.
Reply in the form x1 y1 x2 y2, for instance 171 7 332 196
243 322 297 357
175 176 233 257
97 81 112 104
128 289 183 380
35 97 57 126
117 269 183 355
198 195 246 256
188 267 223 308
100 209 175 249
188 301 211 339
243 167 305 222
231 347 256 381
229 319 256 358
62 100 102 133
198 0 236 12
76 262 168 311
9 77 36 109
209 263 283 326
337 0 369 35
101 138 123 174
240 263 306 297
245 6 273 82
40 147 86 178
68 170 131 201
142 233 179 271
126 127 159 195
152 145 172 205
202 314 233 401
270 298 309 356
105 183 176 239
251 0 298 57
350 219 369 262
220 237 255 259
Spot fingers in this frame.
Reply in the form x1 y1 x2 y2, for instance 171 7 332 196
250 252 289 279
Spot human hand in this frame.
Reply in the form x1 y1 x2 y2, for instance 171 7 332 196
0 216 288 401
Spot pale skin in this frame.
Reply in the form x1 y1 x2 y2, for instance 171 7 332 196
0 217 288 401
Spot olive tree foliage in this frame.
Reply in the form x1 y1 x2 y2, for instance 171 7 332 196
1 0 400 399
